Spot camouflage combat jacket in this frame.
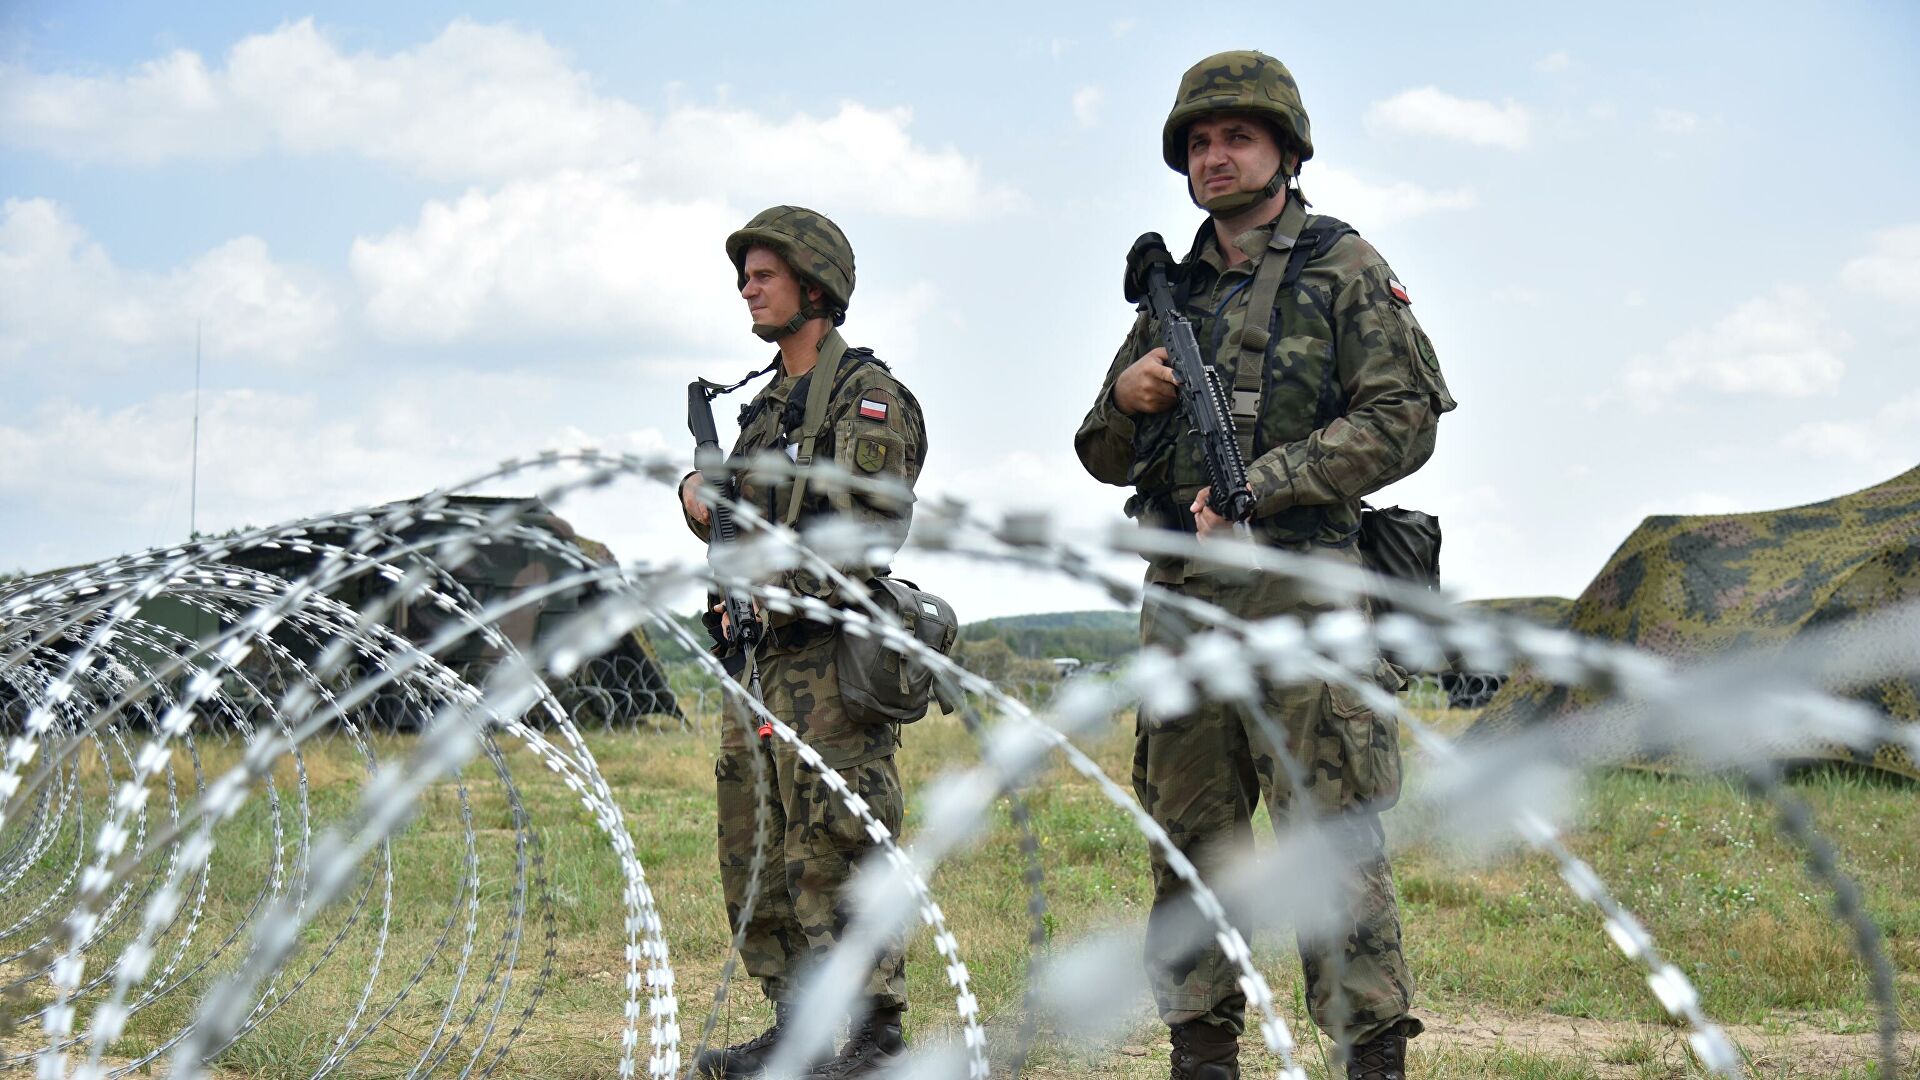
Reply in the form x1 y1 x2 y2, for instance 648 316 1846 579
685 328 928 630
1075 199 1457 584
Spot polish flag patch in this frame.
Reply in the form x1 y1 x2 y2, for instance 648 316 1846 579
858 397 889 421
1388 278 1411 305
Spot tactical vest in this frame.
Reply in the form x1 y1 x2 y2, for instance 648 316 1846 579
729 342 886 529
1125 214 1359 546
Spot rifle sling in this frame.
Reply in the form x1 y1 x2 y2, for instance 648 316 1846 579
784 327 849 528
1222 219 1353 464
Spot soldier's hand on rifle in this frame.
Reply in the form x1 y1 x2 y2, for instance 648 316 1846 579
1113 347 1179 415
713 597 762 638
1190 485 1254 539
680 471 712 526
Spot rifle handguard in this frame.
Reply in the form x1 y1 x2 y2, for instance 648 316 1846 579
1125 232 1258 529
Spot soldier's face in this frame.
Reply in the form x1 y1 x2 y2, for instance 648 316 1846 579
741 246 804 328
1185 115 1284 203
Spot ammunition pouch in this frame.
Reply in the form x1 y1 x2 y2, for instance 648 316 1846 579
837 578 959 724
1357 505 1441 611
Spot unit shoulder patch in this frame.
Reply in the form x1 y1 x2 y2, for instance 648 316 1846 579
1413 325 1439 371
853 436 889 473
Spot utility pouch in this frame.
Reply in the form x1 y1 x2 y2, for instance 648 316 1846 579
1358 506 1441 608
837 577 959 724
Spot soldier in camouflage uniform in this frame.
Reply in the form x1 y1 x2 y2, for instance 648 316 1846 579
1075 52 1456 1080
679 207 927 1078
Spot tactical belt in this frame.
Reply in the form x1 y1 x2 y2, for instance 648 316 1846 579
1136 492 1343 549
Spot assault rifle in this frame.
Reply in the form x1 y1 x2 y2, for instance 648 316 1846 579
687 379 762 654
1123 232 1257 526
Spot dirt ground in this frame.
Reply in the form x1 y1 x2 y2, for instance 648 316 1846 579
1417 1003 1916 1078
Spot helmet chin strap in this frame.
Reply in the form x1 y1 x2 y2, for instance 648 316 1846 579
751 311 809 342
1193 162 1292 217
750 288 839 342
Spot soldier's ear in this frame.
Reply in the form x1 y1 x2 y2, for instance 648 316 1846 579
807 284 824 305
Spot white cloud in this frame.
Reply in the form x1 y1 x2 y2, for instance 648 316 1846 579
1782 391 1920 465
0 383 685 553
1308 166 1477 226
1072 86 1105 128
647 102 1020 219
350 173 741 346
1364 86 1532 150
1841 224 1920 305
0 197 337 366
1533 51 1572 74
0 19 633 176
1110 18 1138 37
1781 420 1876 463
1653 107 1700 134
0 19 1017 218
351 172 939 352
1624 286 1848 404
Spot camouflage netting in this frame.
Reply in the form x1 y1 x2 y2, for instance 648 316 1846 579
17 494 683 732
1465 595 1575 628
1470 466 1920 781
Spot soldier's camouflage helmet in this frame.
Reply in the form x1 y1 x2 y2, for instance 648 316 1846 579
1161 50 1314 174
725 206 856 326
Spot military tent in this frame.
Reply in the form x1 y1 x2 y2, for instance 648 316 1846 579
1469 466 1920 780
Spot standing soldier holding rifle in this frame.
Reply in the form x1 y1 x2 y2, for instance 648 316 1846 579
679 206 927 1078
1075 51 1456 1080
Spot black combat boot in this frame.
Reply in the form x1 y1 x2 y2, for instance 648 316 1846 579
693 1001 795 1078
1347 1024 1410 1080
803 1005 906 1078
1168 1020 1239 1080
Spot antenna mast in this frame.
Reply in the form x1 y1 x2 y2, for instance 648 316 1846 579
190 321 201 539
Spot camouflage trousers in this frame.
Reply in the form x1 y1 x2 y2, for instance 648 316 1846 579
1135 554 1418 1047
715 628 908 1009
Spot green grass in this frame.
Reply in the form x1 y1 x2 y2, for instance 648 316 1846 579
2 709 1913 1077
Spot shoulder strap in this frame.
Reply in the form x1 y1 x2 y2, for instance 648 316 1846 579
1223 216 1358 461
1282 219 1355 288
783 332 885 527
783 328 846 526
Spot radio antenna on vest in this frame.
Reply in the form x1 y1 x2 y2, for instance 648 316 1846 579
190 320 201 540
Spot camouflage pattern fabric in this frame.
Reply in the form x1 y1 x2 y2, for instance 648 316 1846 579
1076 198 1456 585
685 334 927 1010
715 634 907 1007
1079 192 1447 1047
726 206 857 320
1471 466 1920 781
1162 49 1315 171
1134 557 1418 1046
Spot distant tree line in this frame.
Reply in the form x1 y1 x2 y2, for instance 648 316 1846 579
653 608 1138 691
957 609 1138 666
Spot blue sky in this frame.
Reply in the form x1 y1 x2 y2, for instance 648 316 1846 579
4 4 1918 617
